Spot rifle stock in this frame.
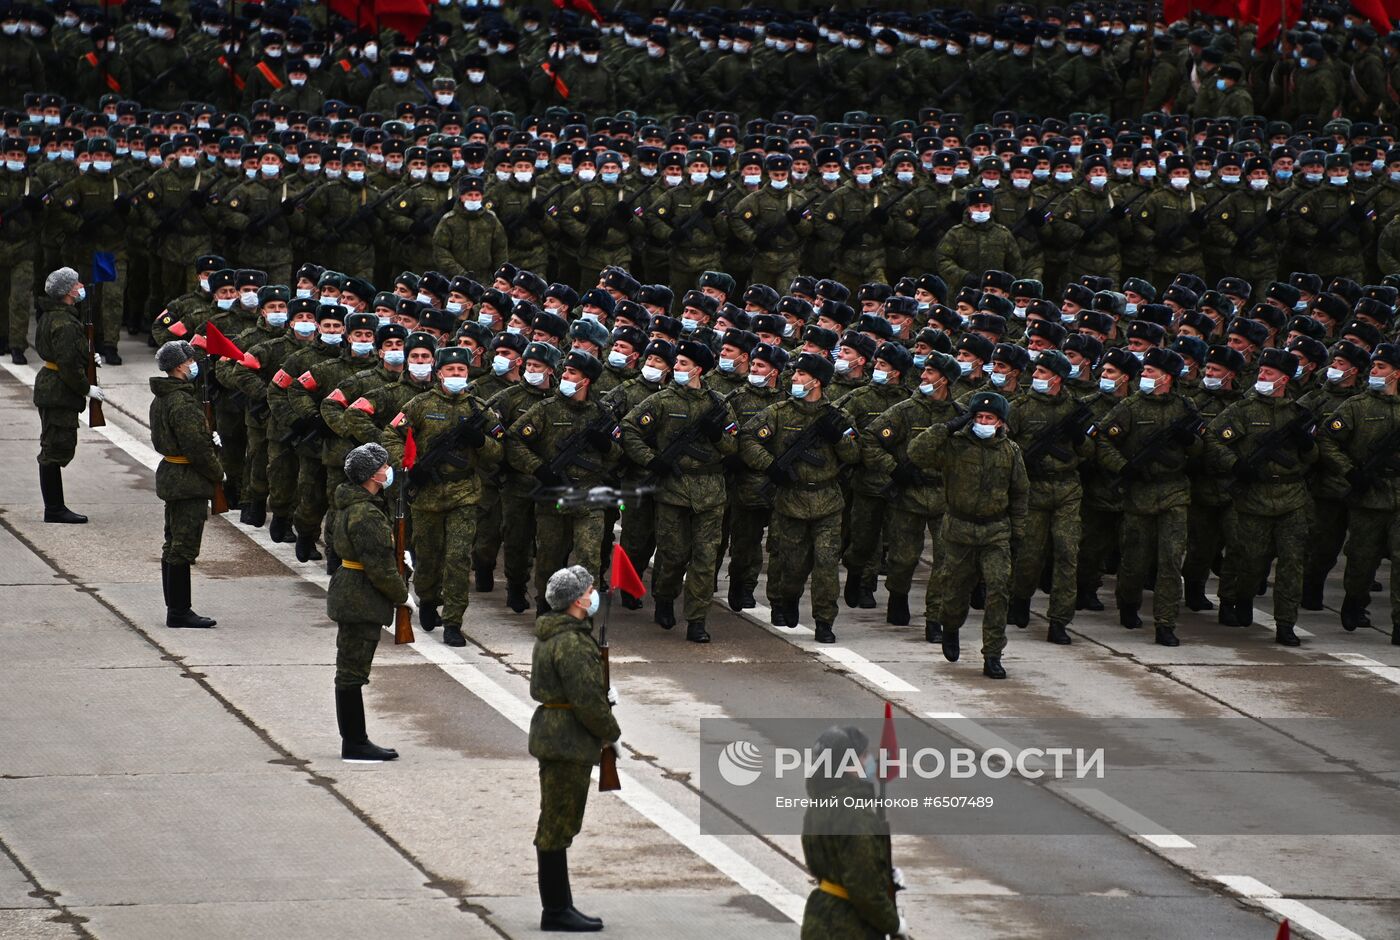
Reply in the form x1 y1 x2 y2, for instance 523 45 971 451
393 481 415 645
598 591 621 792
203 369 229 514
84 298 105 429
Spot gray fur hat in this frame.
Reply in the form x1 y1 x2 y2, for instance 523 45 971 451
44 267 80 300
545 564 594 610
156 340 197 372
344 442 389 485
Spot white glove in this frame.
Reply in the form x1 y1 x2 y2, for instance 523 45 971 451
894 914 909 938
211 431 222 448
93 352 104 367
606 686 618 706
892 866 906 891
607 738 622 755
87 385 106 402
403 595 418 612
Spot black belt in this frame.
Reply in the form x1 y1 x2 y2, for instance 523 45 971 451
949 509 1003 525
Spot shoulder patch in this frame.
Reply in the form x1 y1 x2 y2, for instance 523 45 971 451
146 189 156 200
228 197 240 209
638 413 653 426
1219 426 1235 441
390 411 407 428
757 425 771 439
826 211 836 220
572 203 582 213
656 205 666 215
63 196 75 208
879 426 893 439
1329 417 1345 431
520 422 535 437
1107 424 1122 437
399 200 408 209
742 209 752 219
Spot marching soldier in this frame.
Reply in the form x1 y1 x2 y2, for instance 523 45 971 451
1182 345 1245 611
1 135 43 363
149 341 221 629
605 339 672 608
723 341 787 612
53 137 130 362
328 442 406 762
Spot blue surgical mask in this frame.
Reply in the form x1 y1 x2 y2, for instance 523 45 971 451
607 350 630 368
918 382 935 396
680 318 700 333
971 422 996 439
1124 302 1138 316
717 356 737 373
1031 377 1051 393
854 172 874 185
186 360 199 379
790 381 808 399
600 171 619 184
442 376 469 394
585 589 600 616
492 354 511 375
1369 374 1387 390
265 312 288 328
871 369 890 385
989 371 1007 387
321 333 343 345
559 379 579 396
1099 376 1118 393
216 297 235 311
381 465 394 488
913 354 928 368
958 360 973 376
292 321 317 336
673 369 692 386
1139 375 1157 393
384 349 405 366
408 362 433 380
351 341 374 356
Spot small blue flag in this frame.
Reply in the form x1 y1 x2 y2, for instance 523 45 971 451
92 251 117 284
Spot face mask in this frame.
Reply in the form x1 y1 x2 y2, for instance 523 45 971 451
1220 173 1241 185
988 370 1008 387
442 376 469 394
431 170 450 183
346 169 365 183
1121 302 1138 317
742 173 762 187
970 209 992 224
177 155 197 169
641 364 664 383
260 164 279 177
265 312 288 328
405 362 433 381
1053 170 1075 184
1368 374 1387 390
982 178 1000 189
558 378 579 397
350 340 374 357
1304 172 1323 184
1010 176 1032 190
971 422 996 439
770 178 789 191
379 349 404 367
790 381 808 399
239 291 258 308
1323 366 1346 384
524 370 547 387
4 160 22 172
1194 169 1214 182
833 357 851 374
1139 375 1158 393
184 360 199 380
782 321 796 338
821 170 841 183
600 171 619 185
1243 177 1270 191
1031 377 1052 393
872 369 891 385
1169 176 1189 190
957 359 974 376
1197 374 1224 391
321 333 343 346
1089 175 1111 189
1098 376 1118 393
671 368 695 386
1139 166 1157 179
292 320 317 336
577 169 596 183
1328 176 1348 186
854 172 874 185
584 589 600 616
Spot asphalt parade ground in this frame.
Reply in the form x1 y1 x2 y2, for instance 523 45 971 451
2 336 1398 940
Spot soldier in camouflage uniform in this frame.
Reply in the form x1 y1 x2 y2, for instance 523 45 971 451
383 345 503 647
32 267 97 523
52 137 130 359
0 138 44 362
1180 345 1245 611
605 339 671 608
1317 343 1400 643
740 353 860 644
937 188 1024 290
327 442 407 763
216 144 297 286
1094 347 1203 647
300 148 378 279
728 153 813 292
217 285 290 527
1077 349 1143 610
133 134 218 336
468 331 526 592
1005 351 1095 644
723 340 786 612
908 391 1028 679
1207 348 1318 646
507 351 621 609
528 565 618 933
621 340 738 643
432 177 508 279
815 151 890 288
559 151 642 277
149 340 221 629
861 352 964 642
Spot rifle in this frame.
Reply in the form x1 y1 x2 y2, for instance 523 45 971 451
406 190 456 239
406 408 498 486
150 183 210 239
0 180 61 230
758 406 845 498
392 476 414 645
1343 422 1400 494
501 180 571 235
597 589 621 792
668 181 734 243
202 365 229 514
532 403 619 493
1316 188 1381 241
134 62 182 100
1234 189 1305 252
242 181 323 238
83 297 105 429
1009 189 1073 240
640 389 735 487
279 412 329 448
1108 410 1204 496
1078 187 1151 241
1020 401 1093 472
1151 190 1231 247
746 186 822 249
322 187 396 241
1227 402 1321 495
913 199 964 246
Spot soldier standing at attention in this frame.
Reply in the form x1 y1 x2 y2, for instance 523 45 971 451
529 565 619 933
907 391 1028 679
327 442 406 763
149 341 221 629
33 267 101 524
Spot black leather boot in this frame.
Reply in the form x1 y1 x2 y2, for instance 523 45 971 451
1341 596 1371 632
474 566 494 592
419 605 440 632
620 589 643 610
1299 578 1325 611
1184 581 1214 611
1047 620 1071 645
813 620 836 644
1009 597 1030 629
1218 600 1244 627
1154 624 1180 647
686 620 711 643
843 569 861 608
770 603 788 627
942 628 960 662
886 592 910 625
1275 623 1301 647
336 686 397 762
1119 603 1142 629
925 620 943 644
654 598 675 629
507 584 530 613
223 481 241 514
268 515 295 543
39 465 87 524
295 533 322 562
537 849 602 932
1075 585 1104 611
165 563 216 628
982 656 1006 679
239 497 267 527
442 623 466 647
101 343 122 366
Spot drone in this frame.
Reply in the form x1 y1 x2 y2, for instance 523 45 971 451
534 484 657 511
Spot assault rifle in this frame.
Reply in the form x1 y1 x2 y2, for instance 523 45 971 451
1020 401 1094 472
322 187 396 240
758 407 848 498
640 389 735 487
0 181 60 231
1227 403 1321 494
393 474 414 645
530 404 620 493
406 409 497 487
1009 189 1073 239
747 187 823 248
1233 190 1305 252
1078 187 1150 241
1344 423 1400 494
1108 410 1204 496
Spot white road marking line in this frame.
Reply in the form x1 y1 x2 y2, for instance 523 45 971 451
1214 876 1367 940
1 360 810 924
818 646 919 692
1329 652 1400 687
1059 788 1195 850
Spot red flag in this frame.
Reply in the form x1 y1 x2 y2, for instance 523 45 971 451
1351 0 1393 33
327 0 375 30
1276 919 1290 940
203 322 245 360
553 0 602 24
878 701 900 782
402 427 417 470
609 543 646 598
1255 0 1303 47
374 0 430 38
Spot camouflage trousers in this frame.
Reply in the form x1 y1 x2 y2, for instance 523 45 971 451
885 509 945 623
413 503 477 627
1304 497 1348 589
334 620 381 688
1011 496 1082 624
534 760 592 852
214 401 246 495
842 491 888 593
1077 505 1122 593
37 407 79 467
2 255 33 349
619 492 657 577
292 452 328 538
1222 507 1308 627
748 255 802 296
1116 507 1188 629
725 502 772 598
242 417 267 502
1182 499 1230 589
161 497 208 565
535 508 605 607
501 489 537 591
1342 508 1400 622
653 501 723 623
940 535 1011 657
770 511 843 624
471 481 502 572
265 433 298 516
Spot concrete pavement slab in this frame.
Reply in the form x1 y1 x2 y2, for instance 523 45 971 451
72 898 497 940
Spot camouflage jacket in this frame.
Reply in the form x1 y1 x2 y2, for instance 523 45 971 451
339 372 435 446
860 391 963 516
907 422 1029 544
1317 388 1400 509
726 381 783 508
528 611 620 765
326 482 407 625
835 381 912 496
486 380 552 494
800 776 901 939
148 375 221 499
382 385 504 512
1005 388 1095 507
1206 391 1319 516
233 331 314 435
1094 389 1203 514
739 396 860 520
321 363 401 469
32 298 89 410
506 390 621 494
621 383 739 511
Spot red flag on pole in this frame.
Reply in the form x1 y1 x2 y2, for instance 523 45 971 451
402 427 417 470
553 0 602 23
878 701 900 782
1256 0 1303 46
1276 919 1290 940
374 0 431 38
1350 0 1393 34
609 543 646 598
202 322 245 360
